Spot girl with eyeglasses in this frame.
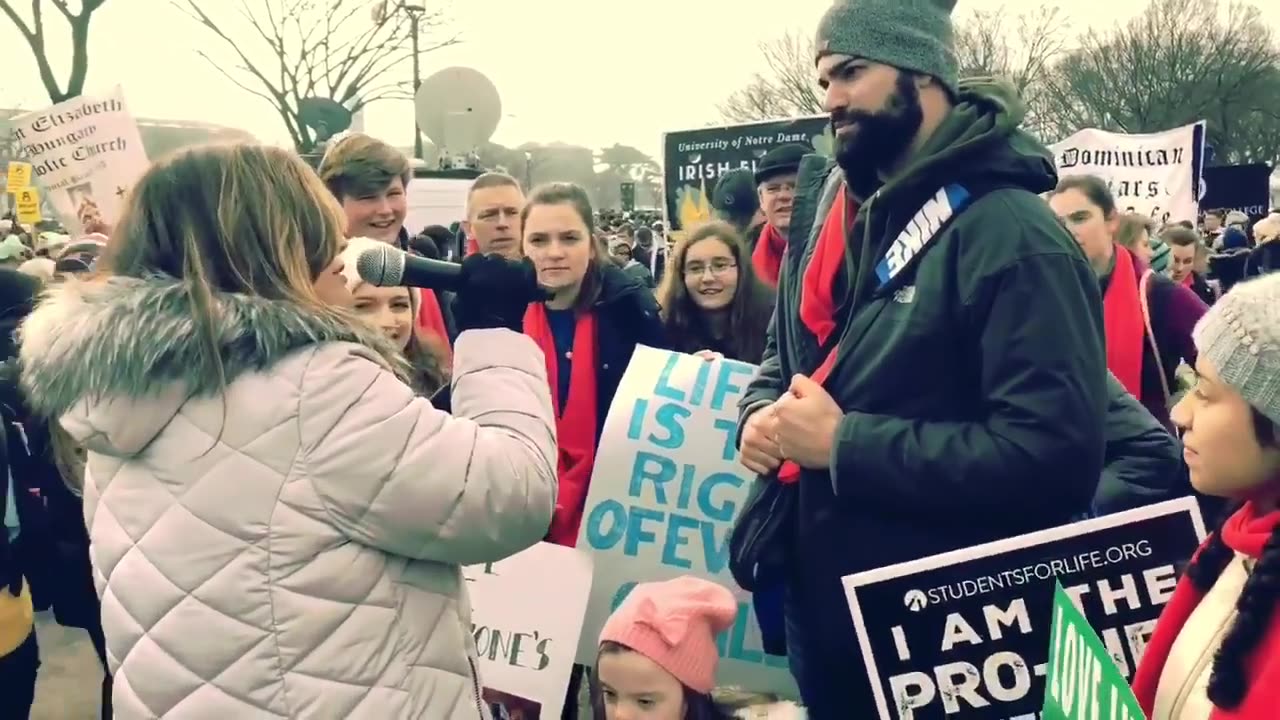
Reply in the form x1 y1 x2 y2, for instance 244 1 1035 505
658 221 776 364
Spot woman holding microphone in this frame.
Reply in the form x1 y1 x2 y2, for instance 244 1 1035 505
17 143 557 719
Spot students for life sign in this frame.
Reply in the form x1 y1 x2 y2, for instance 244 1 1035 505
465 542 593 719
10 85 149 233
842 498 1205 720
573 346 797 697
1050 122 1206 225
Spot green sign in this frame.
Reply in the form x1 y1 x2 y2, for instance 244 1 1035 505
1043 582 1146 720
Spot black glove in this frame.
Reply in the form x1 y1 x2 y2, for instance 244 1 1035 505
452 254 547 332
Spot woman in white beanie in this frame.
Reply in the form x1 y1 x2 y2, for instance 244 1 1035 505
339 236 448 395
1133 273 1280 719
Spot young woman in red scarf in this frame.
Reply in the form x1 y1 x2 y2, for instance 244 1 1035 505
521 183 667 720
1131 274 1280 720
520 183 668 547
1048 175 1207 428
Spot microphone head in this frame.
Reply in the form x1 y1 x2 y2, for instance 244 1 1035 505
355 244 404 286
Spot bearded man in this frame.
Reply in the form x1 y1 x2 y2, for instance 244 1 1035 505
734 0 1109 715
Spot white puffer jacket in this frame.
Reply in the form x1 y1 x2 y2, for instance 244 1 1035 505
18 276 558 719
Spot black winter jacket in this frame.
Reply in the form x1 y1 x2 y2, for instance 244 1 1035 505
736 80 1108 713
1094 372 1183 515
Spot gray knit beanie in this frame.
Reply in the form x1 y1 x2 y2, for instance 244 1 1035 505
1192 273 1280 427
815 0 960 96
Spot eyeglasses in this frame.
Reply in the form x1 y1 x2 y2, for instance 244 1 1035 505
684 260 737 277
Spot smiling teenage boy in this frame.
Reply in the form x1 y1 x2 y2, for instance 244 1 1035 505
319 134 456 346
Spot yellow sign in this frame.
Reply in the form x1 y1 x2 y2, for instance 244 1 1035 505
14 187 42 224
6 161 31 191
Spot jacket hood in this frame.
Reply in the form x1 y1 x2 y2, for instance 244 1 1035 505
878 77 1058 203
18 275 406 455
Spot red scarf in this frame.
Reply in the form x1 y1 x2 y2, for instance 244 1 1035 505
752 223 787 287
777 191 854 484
523 304 599 546
1133 501 1280 719
1180 271 1194 287
1103 245 1145 399
415 289 452 357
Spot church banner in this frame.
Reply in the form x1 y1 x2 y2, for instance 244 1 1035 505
10 85 149 233
1051 122 1206 225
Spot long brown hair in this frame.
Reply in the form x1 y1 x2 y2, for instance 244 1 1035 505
105 143 370 395
658 221 775 363
520 182 609 313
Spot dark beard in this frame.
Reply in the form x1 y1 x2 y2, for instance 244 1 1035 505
832 72 924 199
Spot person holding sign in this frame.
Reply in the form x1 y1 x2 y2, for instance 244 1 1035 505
520 182 668 548
520 183 667 719
733 0 1108 715
1132 274 1280 720
658 221 776 364
16 143 558 719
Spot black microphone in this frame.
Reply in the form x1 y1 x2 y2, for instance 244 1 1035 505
356 244 463 291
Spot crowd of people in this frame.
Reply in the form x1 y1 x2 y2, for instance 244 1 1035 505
2 0 1279 718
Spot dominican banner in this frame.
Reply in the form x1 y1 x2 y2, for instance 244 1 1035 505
1050 122 1206 225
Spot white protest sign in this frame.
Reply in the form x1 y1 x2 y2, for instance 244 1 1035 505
1051 122 1205 224
573 346 797 697
465 542 593 719
11 85 149 232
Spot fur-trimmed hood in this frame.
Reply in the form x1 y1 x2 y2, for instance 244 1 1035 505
18 275 406 454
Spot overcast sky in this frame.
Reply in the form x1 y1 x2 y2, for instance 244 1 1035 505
4 0 1279 160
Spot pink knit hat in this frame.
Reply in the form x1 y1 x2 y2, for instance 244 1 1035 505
597 576 737 693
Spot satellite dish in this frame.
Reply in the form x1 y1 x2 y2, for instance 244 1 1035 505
299 97 353 142
415 67 501 156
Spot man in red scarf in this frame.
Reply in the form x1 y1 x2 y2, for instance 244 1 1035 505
750 144 807 287
734 1 1108 715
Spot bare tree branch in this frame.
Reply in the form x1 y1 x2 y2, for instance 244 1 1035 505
951 4 1068 138
175 0 460 153
0 0 107 102
718 30 823 123
1039 0 1280 165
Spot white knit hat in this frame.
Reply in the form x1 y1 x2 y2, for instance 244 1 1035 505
1193 273 1280 427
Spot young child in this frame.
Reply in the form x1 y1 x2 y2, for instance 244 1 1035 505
593 576 737 720
1132 273 1280 719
